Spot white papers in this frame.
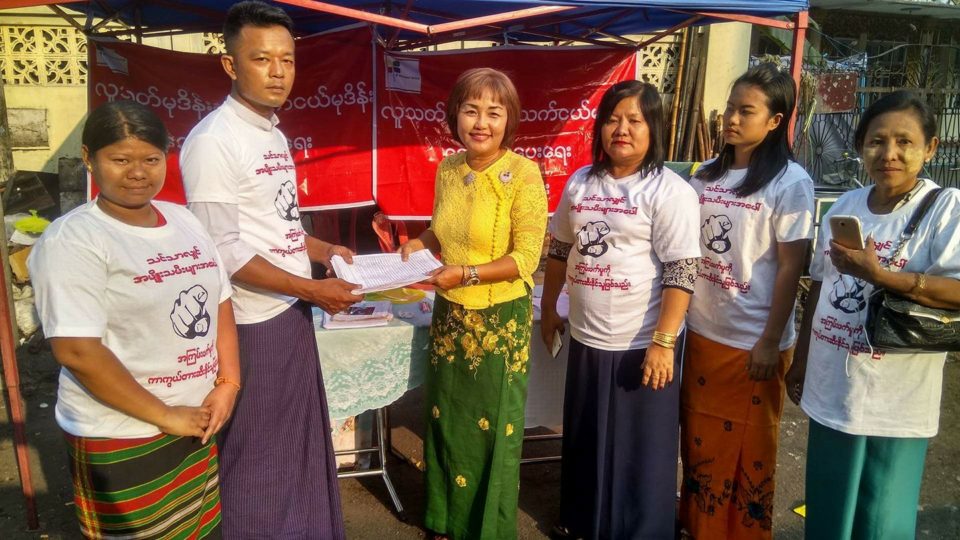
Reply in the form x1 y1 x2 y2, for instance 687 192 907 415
322 300 393 329
330 250 442 294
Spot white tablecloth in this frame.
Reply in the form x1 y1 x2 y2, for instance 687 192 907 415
314 287 569 429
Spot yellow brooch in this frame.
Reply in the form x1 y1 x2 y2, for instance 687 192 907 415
455 475 467 488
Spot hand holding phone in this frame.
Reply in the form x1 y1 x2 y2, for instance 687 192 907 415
551 329 563 358
829 215 865 250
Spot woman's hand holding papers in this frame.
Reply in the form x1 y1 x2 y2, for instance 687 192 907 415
399 238 427 262
426 265 466 290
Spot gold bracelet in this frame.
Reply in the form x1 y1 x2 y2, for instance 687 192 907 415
915 272 927 293
652 331 677 344
652 337 676 349
215 377 241 392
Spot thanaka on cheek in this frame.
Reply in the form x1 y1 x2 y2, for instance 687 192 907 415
902 147 926 169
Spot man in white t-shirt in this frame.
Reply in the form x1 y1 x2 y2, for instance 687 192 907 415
179 2 358 537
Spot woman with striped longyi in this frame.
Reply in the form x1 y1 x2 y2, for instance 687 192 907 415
29 101 240 539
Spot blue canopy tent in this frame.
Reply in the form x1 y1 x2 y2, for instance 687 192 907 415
36 1 807 47
1 0 809 531
39 0 810 134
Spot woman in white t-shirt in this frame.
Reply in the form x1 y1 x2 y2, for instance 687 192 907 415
679 63 815 538
787 91 960 537
540 80 701 539
28 101 240 539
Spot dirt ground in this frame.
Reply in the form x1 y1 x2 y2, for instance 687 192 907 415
1 343 958 539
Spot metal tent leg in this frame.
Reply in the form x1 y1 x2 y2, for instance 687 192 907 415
376 407 405 519
335 407 405 519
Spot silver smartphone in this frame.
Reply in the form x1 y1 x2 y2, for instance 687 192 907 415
551 329 563 358
829 215 865 250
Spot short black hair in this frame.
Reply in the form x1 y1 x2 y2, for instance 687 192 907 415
82 100 169 155
695 62 796 197
854 90 938 152
589 80 666 178
223 1 294 54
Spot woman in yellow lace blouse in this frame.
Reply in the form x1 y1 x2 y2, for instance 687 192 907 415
399 68 547 540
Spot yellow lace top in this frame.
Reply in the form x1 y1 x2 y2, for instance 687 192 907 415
431 150 548 310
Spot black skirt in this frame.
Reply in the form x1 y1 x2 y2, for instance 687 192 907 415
559 338 681 540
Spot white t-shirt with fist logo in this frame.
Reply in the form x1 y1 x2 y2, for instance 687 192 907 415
181 95 311 324
30 201 231 438
802 183 960 437
687 161 815 351
550 165 701 351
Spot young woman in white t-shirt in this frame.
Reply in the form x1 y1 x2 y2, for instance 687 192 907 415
540 80 701 539
679 63 815 539
788 91 960 537
29 101 240 538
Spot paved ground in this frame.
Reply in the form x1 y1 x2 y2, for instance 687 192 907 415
1 344 958 538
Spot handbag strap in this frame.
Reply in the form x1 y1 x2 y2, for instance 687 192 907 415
885 187 944 269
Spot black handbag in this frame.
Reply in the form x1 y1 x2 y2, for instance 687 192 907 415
866 187 960 353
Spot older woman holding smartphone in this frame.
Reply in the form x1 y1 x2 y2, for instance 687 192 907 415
787 90 960 538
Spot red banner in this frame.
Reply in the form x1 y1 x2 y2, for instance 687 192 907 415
88 33 635 217
375 47 636 218
88 27 374 209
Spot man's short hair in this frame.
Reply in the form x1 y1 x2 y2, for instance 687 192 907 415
223 1 294 53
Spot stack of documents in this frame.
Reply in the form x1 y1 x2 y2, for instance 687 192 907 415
329 250 442 293
322 301 394 329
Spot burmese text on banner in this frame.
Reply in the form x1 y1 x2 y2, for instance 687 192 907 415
88 27 375 210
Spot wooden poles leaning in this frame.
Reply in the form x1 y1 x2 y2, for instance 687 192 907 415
683 33 708 162
667 28 721 162
668 28 689 160
669 26 720 164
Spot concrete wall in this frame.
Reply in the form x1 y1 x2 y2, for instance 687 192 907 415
4 86 86 174
702 22 752 123
1 7 206 174
1 8 82 174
